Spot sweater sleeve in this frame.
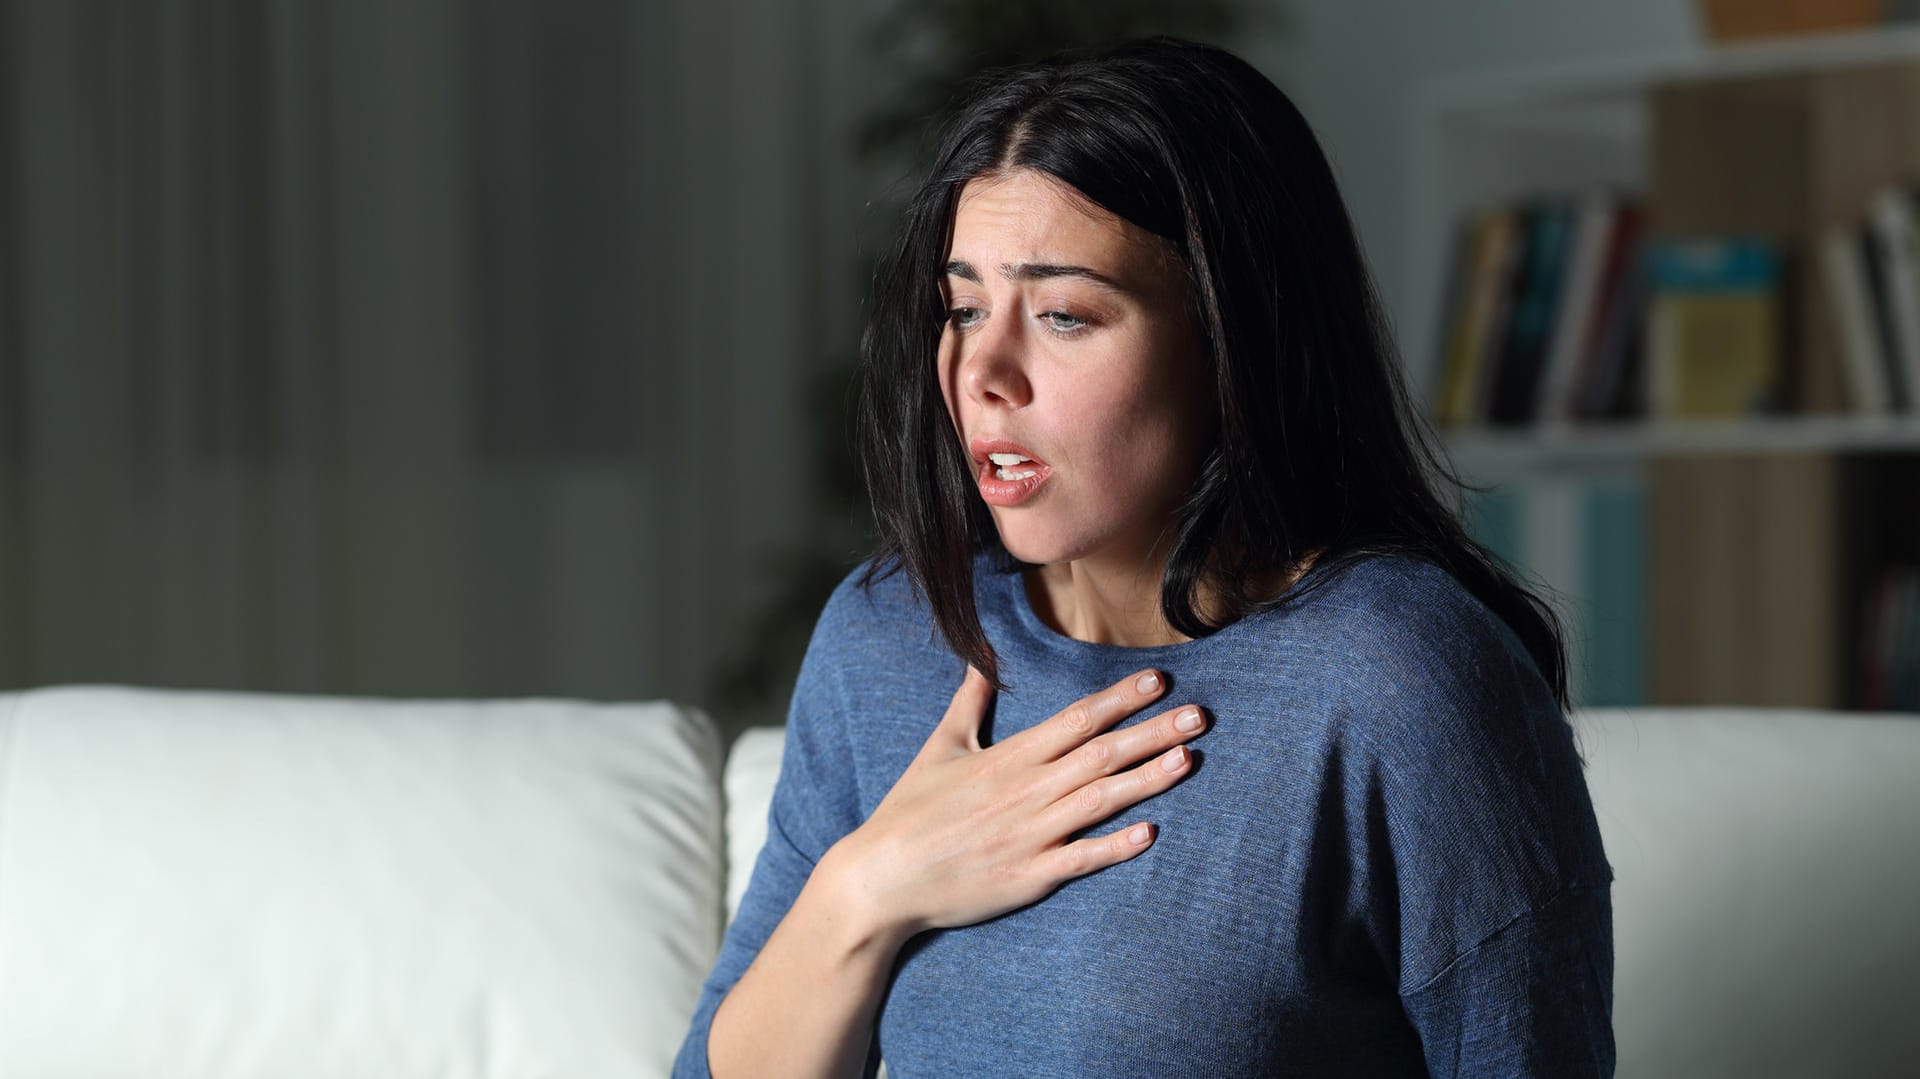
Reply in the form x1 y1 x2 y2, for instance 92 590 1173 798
670 585 883 1079
1344 590 1616 1076
1398 883 1616 1077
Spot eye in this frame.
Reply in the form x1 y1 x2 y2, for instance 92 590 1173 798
947 306 983 329
1041 311 1088 334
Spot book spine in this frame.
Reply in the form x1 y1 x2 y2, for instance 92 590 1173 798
1431 211 1483 427
1857 224 1910 412
1535 191 1618 428
1870 186 1920 414
1473 203 1537 424
1581 237 1652 420
1640 237 1783 418
1491 200 1575 426
1582 478 1646 707
1442 208 1522 427
1862 568 1896 710
1896 568 1912 710
1819 223 1894 415
1569 204 1645 420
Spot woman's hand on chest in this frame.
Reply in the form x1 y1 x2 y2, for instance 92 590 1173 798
821 666 1209 942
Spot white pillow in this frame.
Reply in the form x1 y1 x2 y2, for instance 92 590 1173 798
722 726 786 924
1575 706 1920 1078
0 685 724 1079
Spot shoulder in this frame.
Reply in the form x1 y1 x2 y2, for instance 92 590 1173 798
813 557 937 642
798 557 950 688
1277 552 1527 699
789 559 967 783
1290 553 1564 772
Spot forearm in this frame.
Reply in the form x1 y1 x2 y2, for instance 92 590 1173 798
706 844 909 1079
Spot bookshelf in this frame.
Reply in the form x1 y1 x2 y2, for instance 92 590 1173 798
1406 25 1920 713
1443 415 1920 480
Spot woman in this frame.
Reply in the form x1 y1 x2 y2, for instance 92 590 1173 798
675 36 1614 1078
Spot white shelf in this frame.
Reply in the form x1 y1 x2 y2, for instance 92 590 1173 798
1417 22 1920 115
1404 23 1920 445
1438 416 1920 480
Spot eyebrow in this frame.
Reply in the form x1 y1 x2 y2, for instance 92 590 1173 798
944 259 1130 295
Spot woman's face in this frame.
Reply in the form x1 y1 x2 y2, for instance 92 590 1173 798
938 169 1214 571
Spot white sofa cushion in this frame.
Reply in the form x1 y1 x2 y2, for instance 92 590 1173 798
1577 706 1920 1078
723 726 785 924
0 685 724 1079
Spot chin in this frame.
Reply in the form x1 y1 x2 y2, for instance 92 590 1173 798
991 521 1093 568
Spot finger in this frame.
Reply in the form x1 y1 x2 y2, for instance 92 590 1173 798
1007 668 1166 763
1035 821 1157 883
1037 743 1193 838
933 665 993 754
1044 704 1207 799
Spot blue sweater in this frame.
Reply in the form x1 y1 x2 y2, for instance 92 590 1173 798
675 553 1615 1077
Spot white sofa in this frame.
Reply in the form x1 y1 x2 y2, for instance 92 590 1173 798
0 685 1914 1078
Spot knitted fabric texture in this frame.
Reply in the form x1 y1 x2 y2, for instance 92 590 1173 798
675 553 1615 1077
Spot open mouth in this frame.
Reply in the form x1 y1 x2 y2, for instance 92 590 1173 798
969 437 1049 474
986 452 1042 481
969 438 1053 506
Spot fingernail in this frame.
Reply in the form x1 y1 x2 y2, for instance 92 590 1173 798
1136 671 1160 693
1175 708 1204 733
1128 823 1151 845
1160 746 1187 773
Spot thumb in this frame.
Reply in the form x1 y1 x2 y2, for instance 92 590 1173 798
939 665 993 754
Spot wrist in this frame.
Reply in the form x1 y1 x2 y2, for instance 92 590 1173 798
814 836 917 957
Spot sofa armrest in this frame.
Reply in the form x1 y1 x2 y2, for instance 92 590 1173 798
0 685 724 1078
722 726 787 925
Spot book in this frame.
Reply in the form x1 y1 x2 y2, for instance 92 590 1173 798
1578 239 1652 420
1489 199 1576 426
1874 566 1920 710
1429 213 1477 424
1461 474 1647 708
1867 183 1920 414
1819 222 1896 415
1699 0 1881 42
1437 206 1524 427
1533 190 1620 429
1643 237 1783 419
1567 204 1648 420
1432 210 1495 427
1462 485 1524 576
1582 478 1646 708
1473 203 1540 424
1861 567 1905 710
1857 220 1911 412
1900 569 1920 710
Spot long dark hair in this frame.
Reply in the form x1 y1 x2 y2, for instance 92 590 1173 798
856 36 1572 712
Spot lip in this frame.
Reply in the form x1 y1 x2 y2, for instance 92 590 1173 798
968 437 1053 507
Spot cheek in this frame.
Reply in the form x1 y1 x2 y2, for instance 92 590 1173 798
1075 384 1205 494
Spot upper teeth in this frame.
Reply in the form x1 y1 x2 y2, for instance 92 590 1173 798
988 453 1031 465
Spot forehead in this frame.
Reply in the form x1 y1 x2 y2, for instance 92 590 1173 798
949 170 1166 268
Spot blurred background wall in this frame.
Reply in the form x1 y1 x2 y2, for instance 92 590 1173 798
2 0 879 734
5 2 1818 740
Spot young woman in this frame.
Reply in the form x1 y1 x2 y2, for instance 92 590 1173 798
675 36 1614 1079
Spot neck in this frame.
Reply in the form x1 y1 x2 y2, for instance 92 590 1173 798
1023 546 1324 648
1025 551 1198 647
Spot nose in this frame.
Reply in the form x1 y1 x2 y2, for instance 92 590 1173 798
956 311 1033 410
